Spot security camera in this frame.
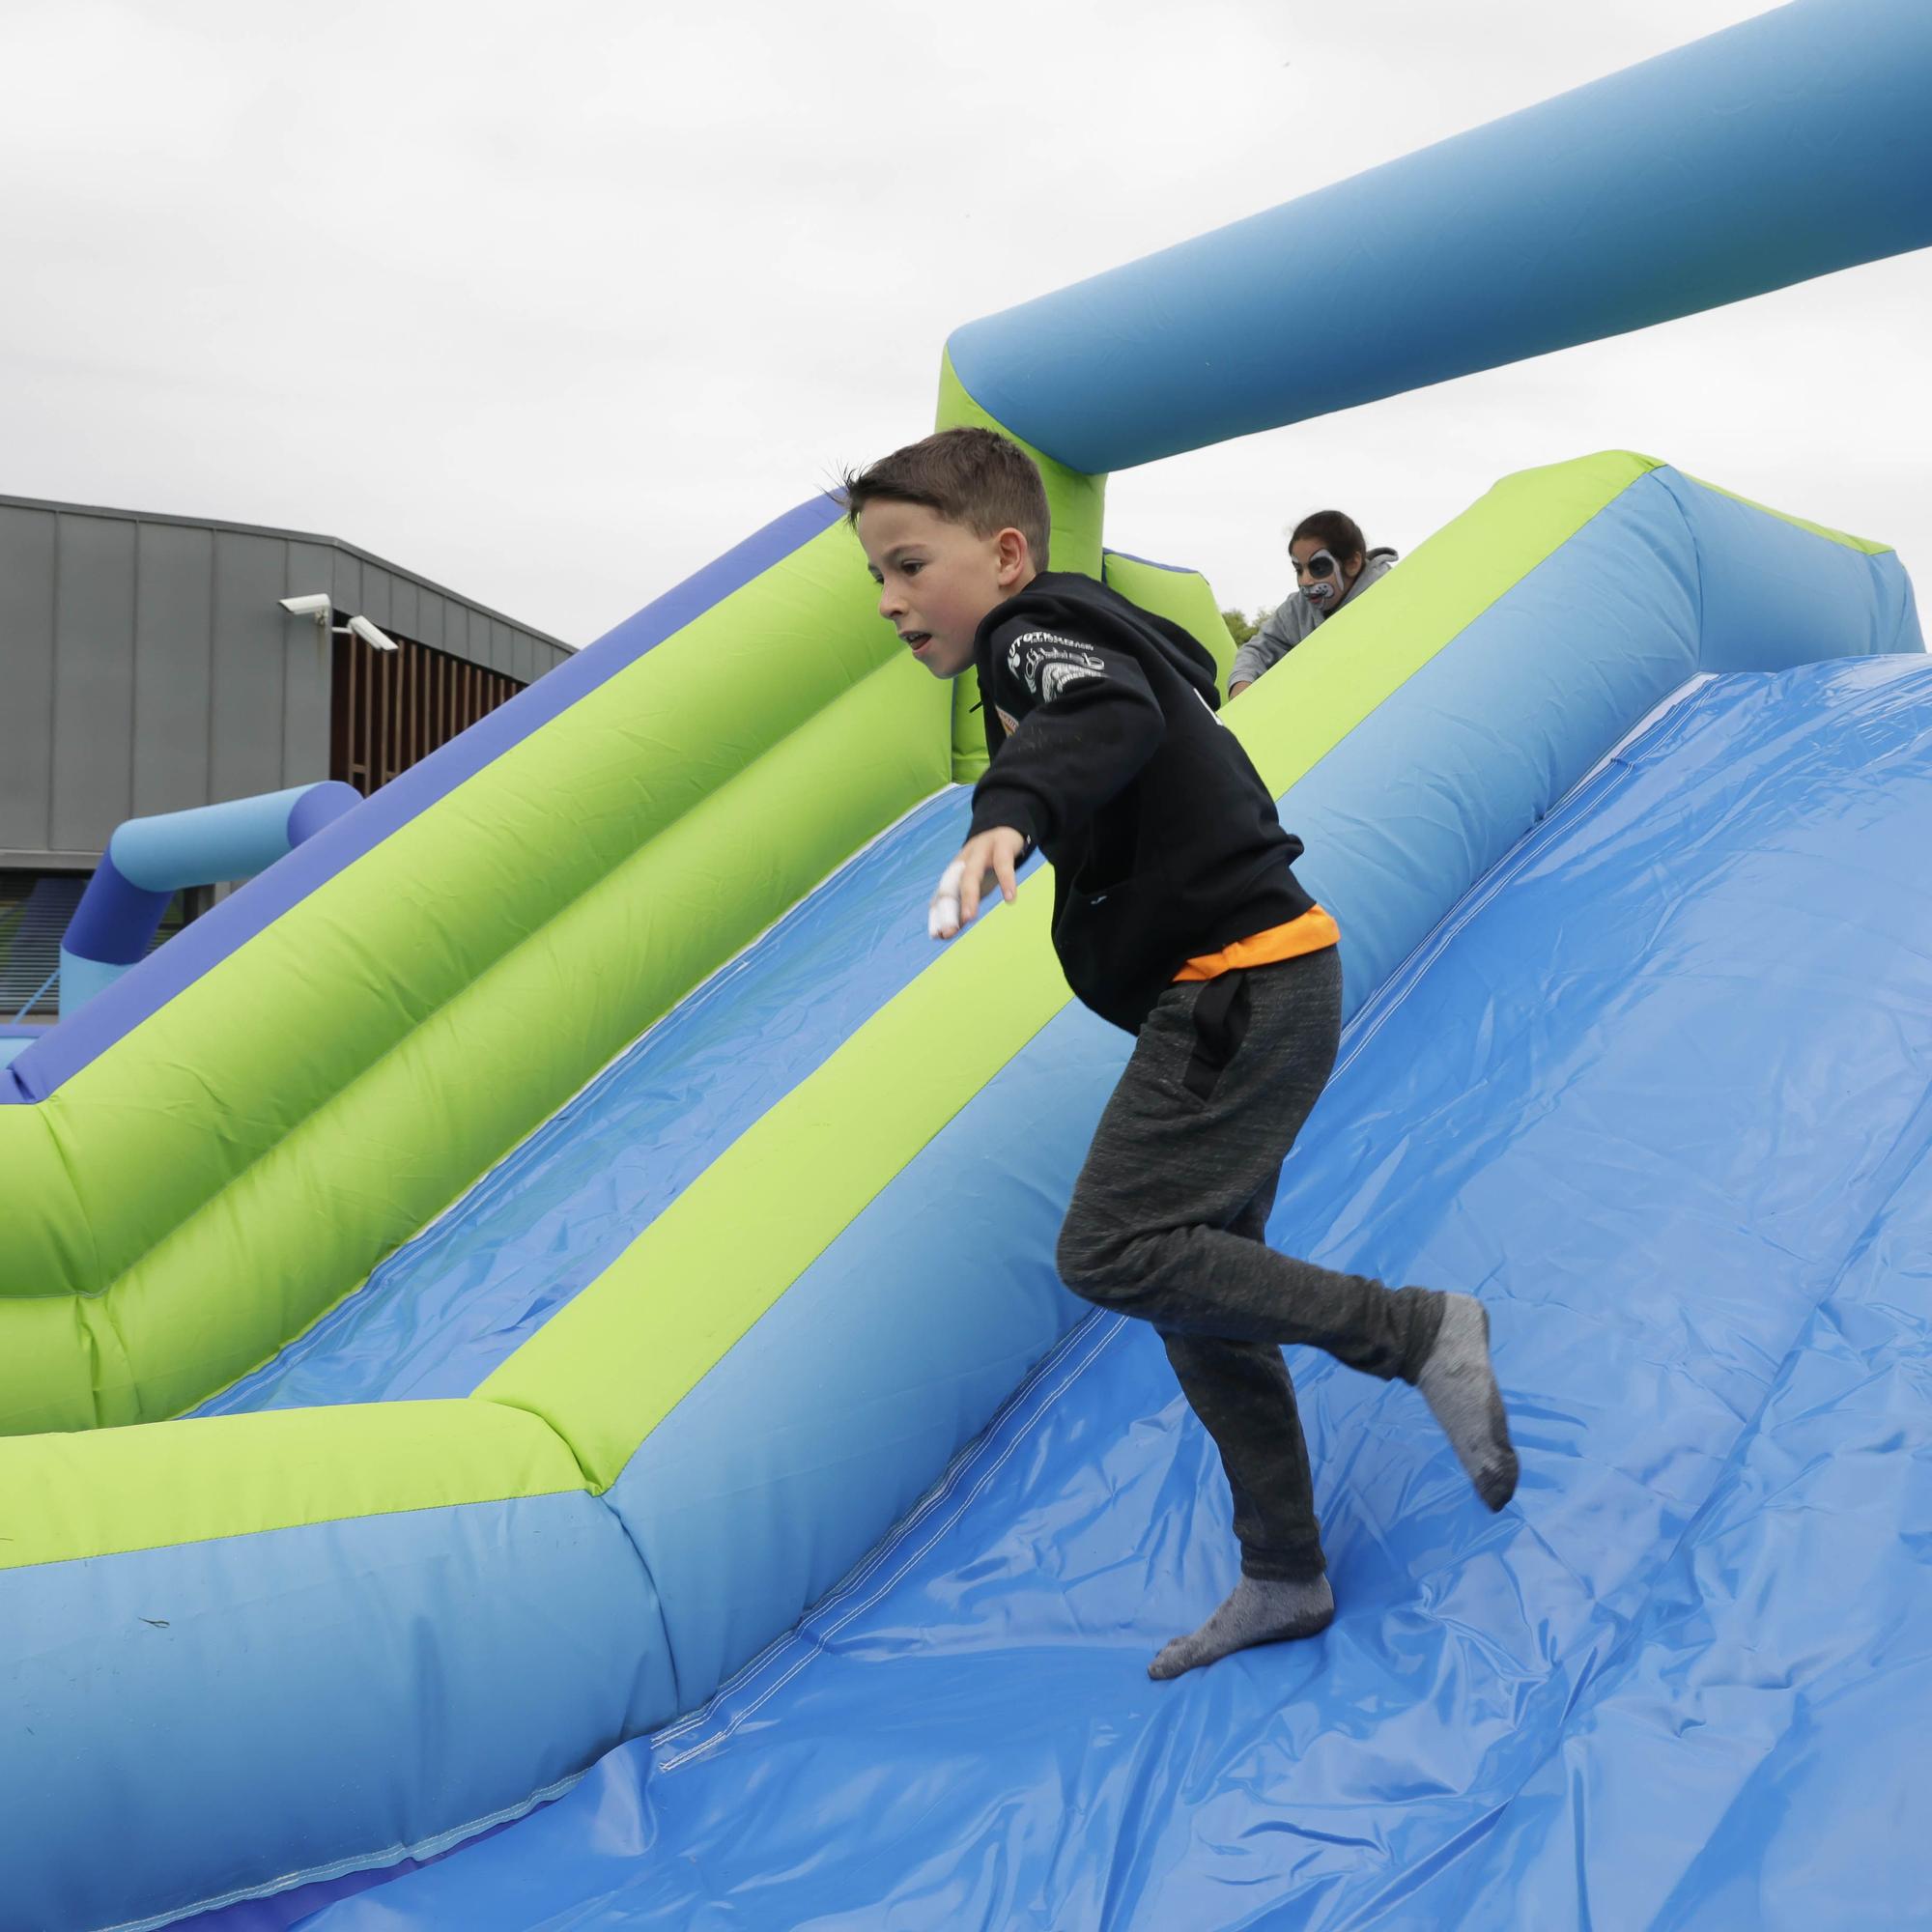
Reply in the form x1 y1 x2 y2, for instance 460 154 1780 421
280 592 333 618
347 614 401 653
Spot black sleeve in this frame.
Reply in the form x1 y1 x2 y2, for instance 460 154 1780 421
968 620 1165 847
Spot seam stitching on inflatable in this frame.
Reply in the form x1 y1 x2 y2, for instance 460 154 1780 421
0 1480 586 1577
35 1103 103 1295
653 1311 1125 1768
1332 665 1726 1087
606 973 1078 1482
97 1760 599 1932
1660 468 1710 648
478 1389 691 1712
597 1495 685 1712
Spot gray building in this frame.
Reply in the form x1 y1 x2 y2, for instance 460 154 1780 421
0 494 574 1016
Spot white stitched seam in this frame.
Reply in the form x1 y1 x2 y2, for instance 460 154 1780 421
647 1308 1117 1750
656 1314 1126 1770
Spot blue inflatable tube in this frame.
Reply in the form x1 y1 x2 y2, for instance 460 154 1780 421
59 781 360 1015
6 1482 665 1932
947 0 1932 472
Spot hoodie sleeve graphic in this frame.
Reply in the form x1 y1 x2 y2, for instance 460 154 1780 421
970 624 1166 847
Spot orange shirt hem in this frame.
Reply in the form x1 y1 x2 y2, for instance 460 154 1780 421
1173 906 1341 982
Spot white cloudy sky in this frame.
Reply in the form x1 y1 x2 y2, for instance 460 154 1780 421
1 0 1924 645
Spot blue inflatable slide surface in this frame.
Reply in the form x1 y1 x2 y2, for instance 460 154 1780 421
171 649 1932 1930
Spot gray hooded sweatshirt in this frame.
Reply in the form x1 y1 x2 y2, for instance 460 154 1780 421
1230 547 1398 689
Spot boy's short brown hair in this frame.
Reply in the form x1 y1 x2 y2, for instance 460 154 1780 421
841 427 1051 566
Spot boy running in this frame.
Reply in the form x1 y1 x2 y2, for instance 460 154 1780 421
844 428 1516 1679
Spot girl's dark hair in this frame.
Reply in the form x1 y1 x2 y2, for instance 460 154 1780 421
841 427 1051 564
1291 509 1367 565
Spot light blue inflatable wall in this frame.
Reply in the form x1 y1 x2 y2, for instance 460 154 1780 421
6 1484 668 1932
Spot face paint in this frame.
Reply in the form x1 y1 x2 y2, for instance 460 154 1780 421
1300 548 1343 608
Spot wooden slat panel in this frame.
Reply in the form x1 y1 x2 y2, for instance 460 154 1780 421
327 625 541 798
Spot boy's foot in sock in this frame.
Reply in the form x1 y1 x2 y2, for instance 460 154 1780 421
1416 1292 1518 1510
1148 1574 1335 1680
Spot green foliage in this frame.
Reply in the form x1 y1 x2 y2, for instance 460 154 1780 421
1221 607 1262 646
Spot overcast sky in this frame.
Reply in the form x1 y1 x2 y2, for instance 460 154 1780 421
1 0 1924 646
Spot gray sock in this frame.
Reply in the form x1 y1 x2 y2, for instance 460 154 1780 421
1416 1292 1519 1511
1148 1573 1335 1680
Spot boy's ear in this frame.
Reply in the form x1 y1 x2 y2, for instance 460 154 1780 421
995 526 1031 584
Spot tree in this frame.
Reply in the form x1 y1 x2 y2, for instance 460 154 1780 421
1221 608 1260 646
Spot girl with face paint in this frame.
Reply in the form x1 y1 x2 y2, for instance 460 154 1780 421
1229 510 1398 697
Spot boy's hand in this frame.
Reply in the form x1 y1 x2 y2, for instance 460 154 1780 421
930 826 1029 940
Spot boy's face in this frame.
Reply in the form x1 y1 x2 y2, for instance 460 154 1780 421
859 498 1030 680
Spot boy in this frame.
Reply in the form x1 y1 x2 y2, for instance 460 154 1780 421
844 428 1516 1680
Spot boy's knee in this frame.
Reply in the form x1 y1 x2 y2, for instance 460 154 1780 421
1054 1214 1102 1294
1056 1209 1140 1307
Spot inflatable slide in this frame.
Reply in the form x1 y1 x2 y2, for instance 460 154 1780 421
3 3 1929 1926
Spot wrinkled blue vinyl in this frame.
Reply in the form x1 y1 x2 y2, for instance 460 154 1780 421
197 788 979 1411
305 655 1932 1930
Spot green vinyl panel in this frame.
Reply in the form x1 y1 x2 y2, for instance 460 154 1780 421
0 1398 585 1573
1101 550 1237 695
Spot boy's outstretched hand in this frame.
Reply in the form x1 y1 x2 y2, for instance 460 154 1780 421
930 826 1029 940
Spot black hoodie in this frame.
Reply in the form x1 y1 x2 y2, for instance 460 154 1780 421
968 570 1317 1034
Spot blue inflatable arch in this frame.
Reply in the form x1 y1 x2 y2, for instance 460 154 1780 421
948 0 1932 472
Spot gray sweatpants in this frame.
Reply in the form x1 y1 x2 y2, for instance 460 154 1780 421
1056 946 1442 1582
